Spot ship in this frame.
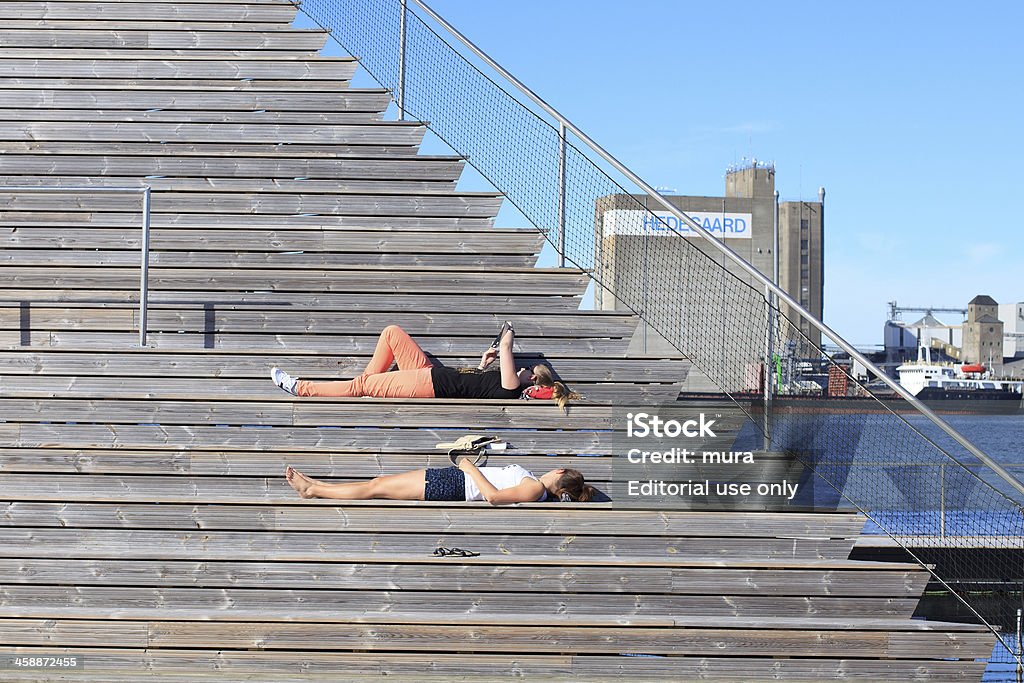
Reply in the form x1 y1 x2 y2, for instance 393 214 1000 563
679 345 1024 416
893 346 1023 412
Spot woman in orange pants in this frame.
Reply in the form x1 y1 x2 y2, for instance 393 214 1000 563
271 323 578 409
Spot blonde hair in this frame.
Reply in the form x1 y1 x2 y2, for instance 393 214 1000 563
532 365 581 413
554 468 595 502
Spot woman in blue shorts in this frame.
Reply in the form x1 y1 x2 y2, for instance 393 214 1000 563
285 459 594 505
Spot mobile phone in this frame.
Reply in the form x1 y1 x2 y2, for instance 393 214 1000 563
490 321 513 348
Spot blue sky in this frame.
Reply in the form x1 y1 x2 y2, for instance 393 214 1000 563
304 1 1023 348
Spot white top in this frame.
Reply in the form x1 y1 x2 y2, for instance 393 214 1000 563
463 464 546 502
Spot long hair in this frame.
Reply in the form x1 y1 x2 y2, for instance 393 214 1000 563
554 468 595 502
531 365 581 413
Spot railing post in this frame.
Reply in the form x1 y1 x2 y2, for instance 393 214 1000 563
1016 608 1022 681
397 0 407 121
763 284 774 451
939 463 946 539
557 122 567 267
0 185 152 347
139 187 152 348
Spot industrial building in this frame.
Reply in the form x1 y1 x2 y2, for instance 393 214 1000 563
962 295 1004 374
594 161 824 392
883 302 965 370
883 296 1023 378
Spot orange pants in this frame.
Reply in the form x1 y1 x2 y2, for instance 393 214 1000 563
296 325 437 398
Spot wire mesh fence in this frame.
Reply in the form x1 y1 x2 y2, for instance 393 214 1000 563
295 0 1024 662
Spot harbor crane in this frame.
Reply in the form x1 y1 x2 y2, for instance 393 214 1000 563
887 301 967 322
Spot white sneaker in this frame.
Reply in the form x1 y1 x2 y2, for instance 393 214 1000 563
271 367 298 395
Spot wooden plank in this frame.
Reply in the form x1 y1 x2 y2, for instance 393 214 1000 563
138 623 998 660
0 267 588 293
15 0 298 4
0 619 149 648
0 122 427 146
0 377 677 402
0 290 582 313
0 176 461 193
0 249 541 269
0 29 330 50
0 504 864 539
0 351 684 383
0 619 991 659
0 49 324 60
1 21 312 31
0 560 922 599
0 614 992 637
0 379 675 404
0 228 540 252
0 109 389 124
0 79 358 95
0 59 355 80
1 193 502 216
0 308 636 338
0 77 359 92
0 649 991 682
0 332 632 354
0 153 462 179
0 3 299 22
0 585 915 620
0 399 616 428
0 190 507 212
0 140 425 155
2 216 499 235
0 448 614 478
0 529 857 563
0 466 770 505
0 423 630 454
0 211 495 230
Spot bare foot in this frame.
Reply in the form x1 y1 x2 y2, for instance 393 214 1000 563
285 466 321 499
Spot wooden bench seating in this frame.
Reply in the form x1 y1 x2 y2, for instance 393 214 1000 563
0 1 995 679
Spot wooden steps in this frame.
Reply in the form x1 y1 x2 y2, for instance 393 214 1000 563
0 1 994 680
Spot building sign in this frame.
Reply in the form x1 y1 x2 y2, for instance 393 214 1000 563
602 209 752 239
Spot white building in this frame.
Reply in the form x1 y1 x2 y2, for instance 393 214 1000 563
999 302 1024 359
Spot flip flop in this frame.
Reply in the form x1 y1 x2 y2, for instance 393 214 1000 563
433 547 480 558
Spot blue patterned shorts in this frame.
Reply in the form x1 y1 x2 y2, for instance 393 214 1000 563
424 466 466 501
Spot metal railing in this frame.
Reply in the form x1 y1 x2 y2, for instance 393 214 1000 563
388 0 1021 499
294 0 1024 664
1 186 152 347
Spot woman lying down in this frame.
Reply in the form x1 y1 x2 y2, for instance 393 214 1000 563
286 458 595 505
